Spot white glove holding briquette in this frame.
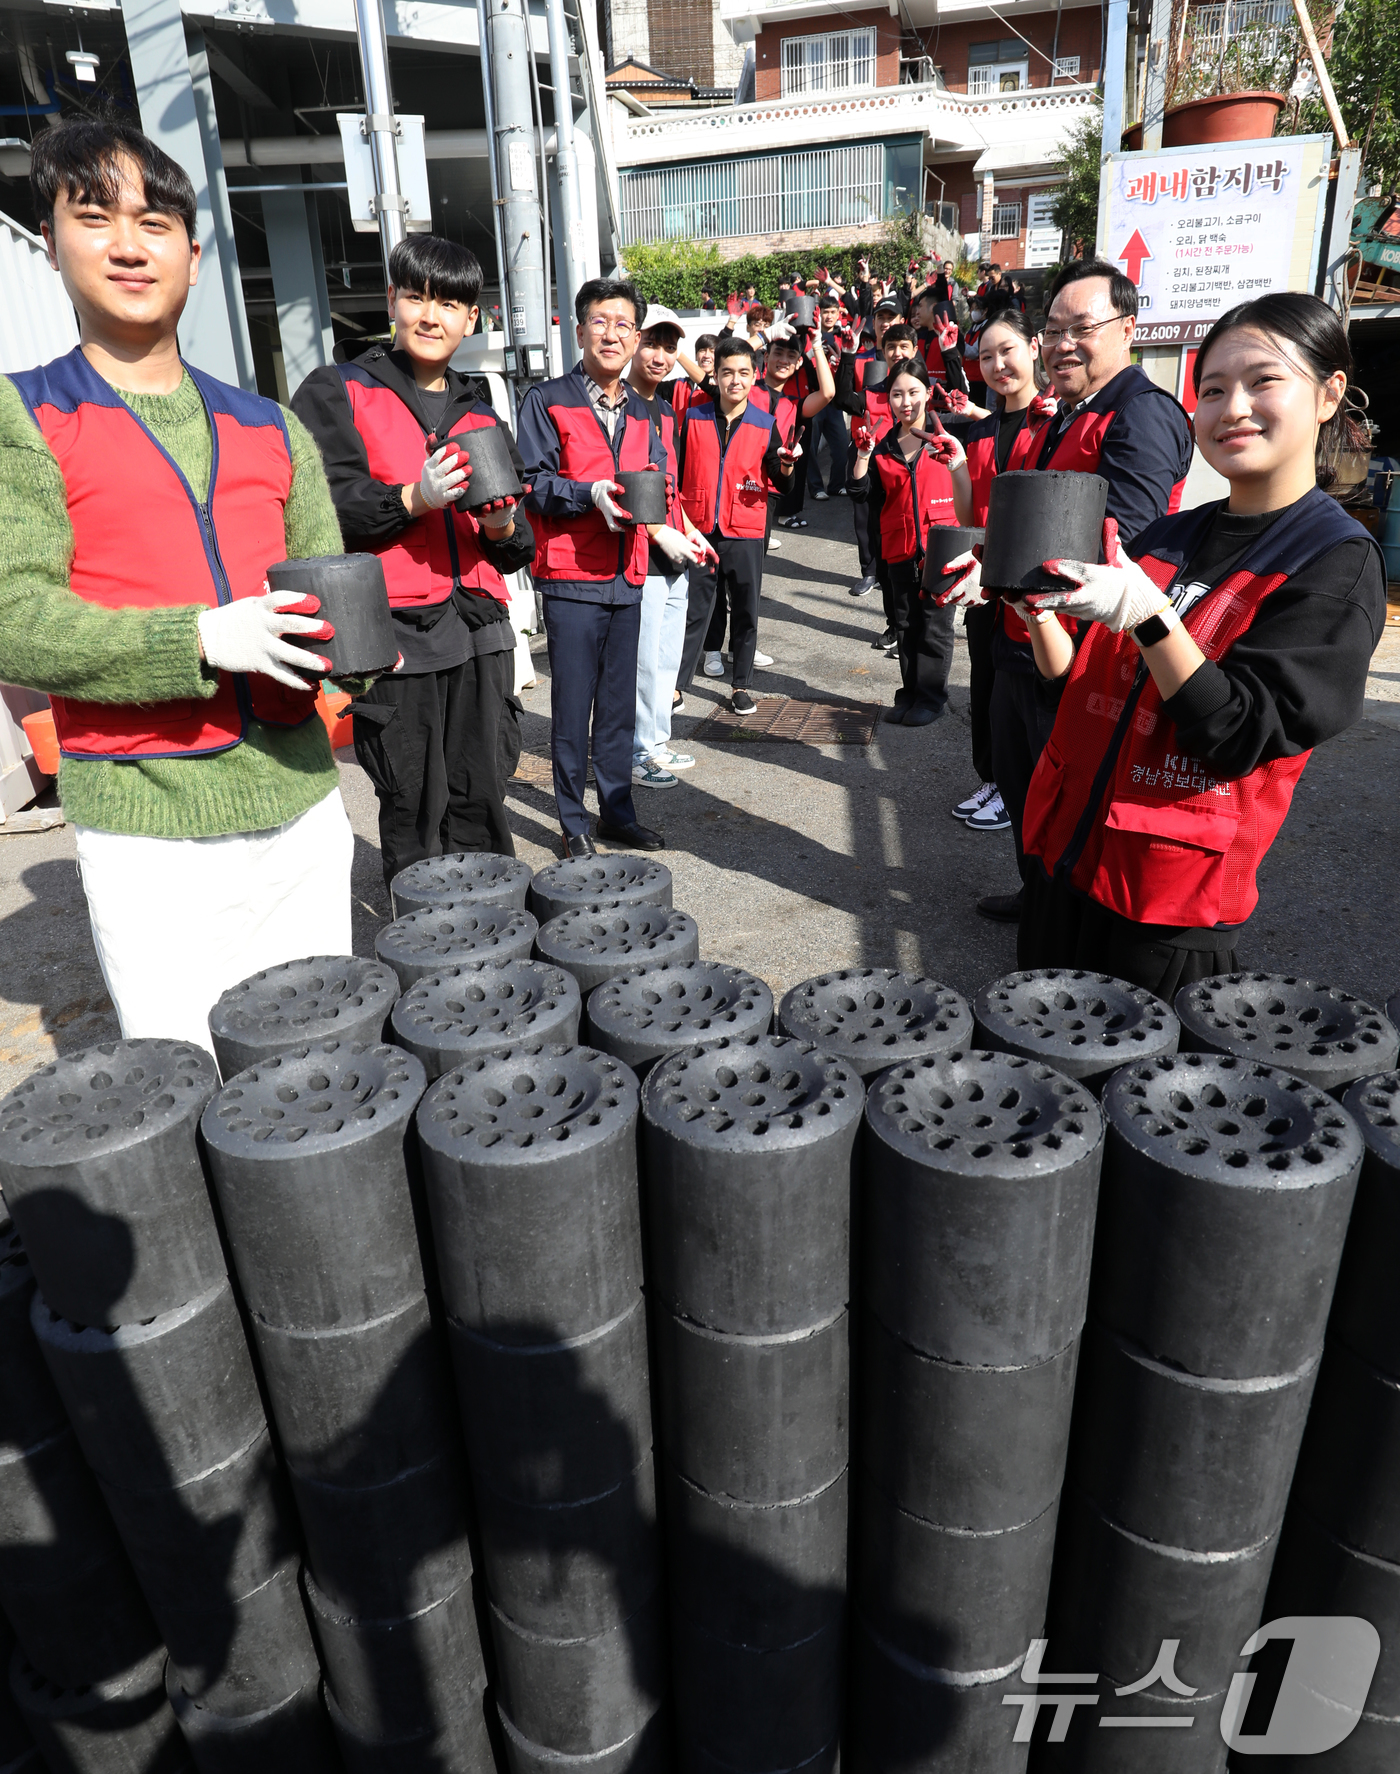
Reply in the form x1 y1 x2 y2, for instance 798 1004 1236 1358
933 551 986 609
419 443 468 509
591 479 633 532
1027 518 1171 633
198 591 330 690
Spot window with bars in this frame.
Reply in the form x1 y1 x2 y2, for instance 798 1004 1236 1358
1053 54 1081 77
1192 0 1291 57
619 142 885 245
990 202 1023 237
780 28 877 97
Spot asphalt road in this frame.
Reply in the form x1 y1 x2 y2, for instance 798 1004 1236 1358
1 489 1397 1091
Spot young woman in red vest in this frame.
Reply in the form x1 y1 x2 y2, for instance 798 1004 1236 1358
848 358 973 726
1013 292 1383 994
294 235 534 891
941 309 1057 833
836 324 925 632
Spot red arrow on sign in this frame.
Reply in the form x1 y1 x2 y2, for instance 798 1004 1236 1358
1117 229 1153 284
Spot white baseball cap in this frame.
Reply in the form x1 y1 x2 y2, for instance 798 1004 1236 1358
641 303 684 336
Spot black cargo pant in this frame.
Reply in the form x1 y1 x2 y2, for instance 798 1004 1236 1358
990 667 1059 884
353 649 519 892
964 601 997 784
887 561 955 710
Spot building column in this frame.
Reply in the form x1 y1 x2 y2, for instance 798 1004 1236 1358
263 188 334 400
123 0 253 387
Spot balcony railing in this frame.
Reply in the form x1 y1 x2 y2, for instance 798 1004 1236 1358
620 141 884 245
616 78 1099 165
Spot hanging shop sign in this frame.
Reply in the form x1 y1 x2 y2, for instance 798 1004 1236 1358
1095 134 1333 346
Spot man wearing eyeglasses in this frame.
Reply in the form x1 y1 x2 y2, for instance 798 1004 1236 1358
518 278 669 857
943 258 1192 925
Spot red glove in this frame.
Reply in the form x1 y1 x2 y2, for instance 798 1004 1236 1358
1029 391 1059 421
928 381 952 412
936 318 960 352
851 416 876 453
726 293 742 316
944 388 969 413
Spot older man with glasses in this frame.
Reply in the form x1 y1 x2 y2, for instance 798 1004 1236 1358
939 257 1193 925
519 278 670 856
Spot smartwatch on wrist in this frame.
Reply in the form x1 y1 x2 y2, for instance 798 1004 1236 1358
1133 604 1180 648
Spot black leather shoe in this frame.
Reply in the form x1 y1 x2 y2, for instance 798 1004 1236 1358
563 832 597 858
976 889 1024 923
883 705 907 725
902 700 946 727
596 822 666 851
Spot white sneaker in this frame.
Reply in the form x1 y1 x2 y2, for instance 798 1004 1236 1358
952 782 998 821
658 747 695 770
752 651 773 668
966 790 1011 832
632 758 678 788
813 489 830 501
767 534 782 550
702 652 725 677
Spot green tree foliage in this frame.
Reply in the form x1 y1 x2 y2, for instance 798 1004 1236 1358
1298 0 1400 191
1049 102 1104 259
621 209 974 307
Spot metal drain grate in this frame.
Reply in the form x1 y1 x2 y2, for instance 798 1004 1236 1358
688 696 879 746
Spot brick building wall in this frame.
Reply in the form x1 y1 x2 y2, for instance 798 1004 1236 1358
753 7 900 102
752 2 1099 100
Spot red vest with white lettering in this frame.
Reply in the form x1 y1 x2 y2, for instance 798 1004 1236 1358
678 401 774 539
1022 490 1374 928
870 437 957 564
528 376 654 585
337 366 509 608
10 348 317 761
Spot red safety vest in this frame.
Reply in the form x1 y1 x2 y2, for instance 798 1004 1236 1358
337 366 509 609
678 400 773 539
1023 490 1373 928
870 436 956 564
10 348 317 761
750 383 802 497
528 377 654 585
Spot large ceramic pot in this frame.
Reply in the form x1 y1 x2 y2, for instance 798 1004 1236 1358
1122 91 1286 151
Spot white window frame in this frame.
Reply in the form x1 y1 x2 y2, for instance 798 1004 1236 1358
969 60 1027 95
1052 53 1081 78
781 27 877 97
990 201 1023 237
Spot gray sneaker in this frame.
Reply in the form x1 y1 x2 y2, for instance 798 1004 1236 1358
632 759 679 788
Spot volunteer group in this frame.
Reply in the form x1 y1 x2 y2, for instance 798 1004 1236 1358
2 116 1384 1061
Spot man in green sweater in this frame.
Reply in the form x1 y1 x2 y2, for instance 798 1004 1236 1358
0 119 353 1054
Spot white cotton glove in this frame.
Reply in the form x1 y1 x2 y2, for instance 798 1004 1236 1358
1027 517 1171 633
932 551 986 609
591 479 631 532
198 591 329 690
419 443 468 509
767 319 797 343
652 525 713 568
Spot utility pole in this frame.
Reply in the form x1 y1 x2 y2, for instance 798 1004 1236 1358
546 0 585 368
1097 0 1131 254
352 0 406 284
480 0 551 401
1140 0 1172 151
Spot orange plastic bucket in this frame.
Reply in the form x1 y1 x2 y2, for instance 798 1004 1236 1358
21 709 59 776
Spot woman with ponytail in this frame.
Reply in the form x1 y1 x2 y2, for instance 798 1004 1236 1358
1012 291 1384 994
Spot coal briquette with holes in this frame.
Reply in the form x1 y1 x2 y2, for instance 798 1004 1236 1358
0 1039 222 1326
776 969 972 1079
1098 1053 1364 1378
207 957 399 1080
390 960 581 1080
1333 1070 1400 1375
389 853 534 920
10 1644 186 1774
1175 972 1399 1094
863 1049 1105 1365
972 968 1179 1094
534 902 700 995
585 962 773 1078
375 903 539 992
528 856 672 926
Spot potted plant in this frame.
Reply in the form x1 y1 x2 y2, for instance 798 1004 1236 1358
1122 0 1299 149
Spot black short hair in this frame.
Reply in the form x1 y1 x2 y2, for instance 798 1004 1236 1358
715 336 756 368
881 323 917 349
389 235 483 305
888 356 932 391
574 277 645 327
695 334 719 353
817 291 840 309
31 119 196 239
1047 258 1140 319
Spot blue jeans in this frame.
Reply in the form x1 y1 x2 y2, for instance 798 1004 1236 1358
806 404 850 495
633 569 688 765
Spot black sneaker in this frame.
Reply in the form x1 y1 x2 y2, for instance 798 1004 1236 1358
849 575 877 599
976 889 1024 923
872 628 895 650
731 690 758 717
